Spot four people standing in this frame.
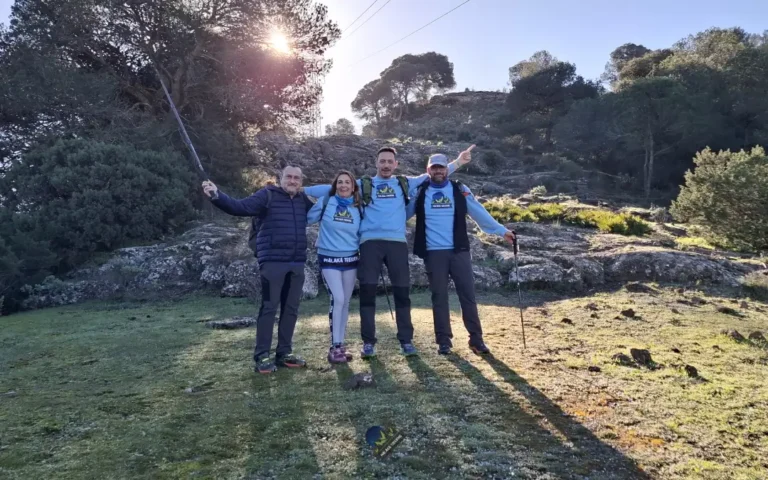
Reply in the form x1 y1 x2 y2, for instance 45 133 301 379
203 145 515 372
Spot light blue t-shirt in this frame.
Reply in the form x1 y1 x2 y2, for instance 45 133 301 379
303 164 457 244
307 195 362 257
406 181 508 250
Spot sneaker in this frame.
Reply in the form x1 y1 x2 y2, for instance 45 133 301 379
341 344 353 361
438 344 452 355
328 347 348 364
255 357 277 374
400 343 419 357
469 341 491 355
276 353 306 368
361 343 376 359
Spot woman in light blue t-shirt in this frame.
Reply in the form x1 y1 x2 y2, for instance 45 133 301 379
307 170 364 364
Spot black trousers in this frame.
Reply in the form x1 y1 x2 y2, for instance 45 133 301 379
253 262 305 361
424 250 483 347
357 240 413 345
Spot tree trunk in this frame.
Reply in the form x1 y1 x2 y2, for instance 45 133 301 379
644 123 654 199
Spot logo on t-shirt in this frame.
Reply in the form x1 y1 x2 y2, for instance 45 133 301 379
431 192 452 209
333 205 354 224
375 183 396 199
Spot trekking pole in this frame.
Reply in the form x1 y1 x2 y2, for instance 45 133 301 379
152 64 218 201
380 270 396 324
511 232 527 349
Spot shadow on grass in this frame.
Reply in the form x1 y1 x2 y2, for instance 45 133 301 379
398 333 651 479
468 353 650 479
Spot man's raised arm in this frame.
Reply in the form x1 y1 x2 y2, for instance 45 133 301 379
203 181 268 217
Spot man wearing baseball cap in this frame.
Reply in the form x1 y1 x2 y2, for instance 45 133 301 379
408 153 516 355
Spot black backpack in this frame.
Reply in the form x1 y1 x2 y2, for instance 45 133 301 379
248 189 315 255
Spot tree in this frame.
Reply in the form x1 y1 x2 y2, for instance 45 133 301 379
509 50 558 86
380 52 455 118
615 49 674 88
601 43 651 88
1 0 341 183
614 78 693 197
351 79 394 124
1 139 197 270
671 146 768 251
505 61 600 148
325 118 355 135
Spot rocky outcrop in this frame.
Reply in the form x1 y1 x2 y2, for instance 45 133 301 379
21 214 763 310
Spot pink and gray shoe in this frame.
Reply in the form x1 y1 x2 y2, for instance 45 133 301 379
340 344 353 361
328 346 348 364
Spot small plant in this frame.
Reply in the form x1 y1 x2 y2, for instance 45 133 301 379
529 185 547 197
649 205 670 223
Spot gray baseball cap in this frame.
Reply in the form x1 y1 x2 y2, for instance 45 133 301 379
427 153 449 168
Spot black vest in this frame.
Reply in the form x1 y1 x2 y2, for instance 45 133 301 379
413 180 470 259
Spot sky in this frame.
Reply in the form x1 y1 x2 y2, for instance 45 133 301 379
2 0 767 134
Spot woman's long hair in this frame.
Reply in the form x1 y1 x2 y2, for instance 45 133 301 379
329 170 361 206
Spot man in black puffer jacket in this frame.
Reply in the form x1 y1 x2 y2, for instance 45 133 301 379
203 166 314 374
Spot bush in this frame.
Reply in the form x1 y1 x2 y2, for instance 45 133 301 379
484 200 539 223
529 185 547 197
671 147 768 251
482 150 505 169
0 138 197 312
743 271 768 301
527 203 566 221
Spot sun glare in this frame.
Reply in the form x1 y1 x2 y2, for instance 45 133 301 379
268 29 291 54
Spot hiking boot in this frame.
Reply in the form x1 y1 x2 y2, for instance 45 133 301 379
341 344 353 361
400 343 419 357
469 341 491 355
361 343 376 359
276 353 306 368
255 357 277 374
438 344 452 355
328 347 347 364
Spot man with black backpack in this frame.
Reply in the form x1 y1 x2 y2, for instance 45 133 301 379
303 146 474 358
202 166 315 374
408 154 516 356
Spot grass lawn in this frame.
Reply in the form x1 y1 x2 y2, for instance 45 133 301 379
1 288 767 479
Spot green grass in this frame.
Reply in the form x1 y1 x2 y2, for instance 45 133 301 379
485 199 652 236
676 237 717 251
1 289 767 479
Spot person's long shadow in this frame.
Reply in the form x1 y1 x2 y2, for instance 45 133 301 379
469 354 651 479
405 354 650 479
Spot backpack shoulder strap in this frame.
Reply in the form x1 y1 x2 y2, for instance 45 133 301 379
301 191 315 212
360 176 373 206
396 175 410 206
319 195 332 220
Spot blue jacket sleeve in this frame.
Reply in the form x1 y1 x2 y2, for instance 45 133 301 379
307 198 324 225
463 186 508 236
303 185 332 198
406 196 417 220
211 190 267 217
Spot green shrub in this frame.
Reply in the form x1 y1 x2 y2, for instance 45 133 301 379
671 146 768 251
528 203 566 221
529 185 547 197
485 198 650 236
482 150 505 169
0 138 197 312
743 271 768 301
484 200 538 223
